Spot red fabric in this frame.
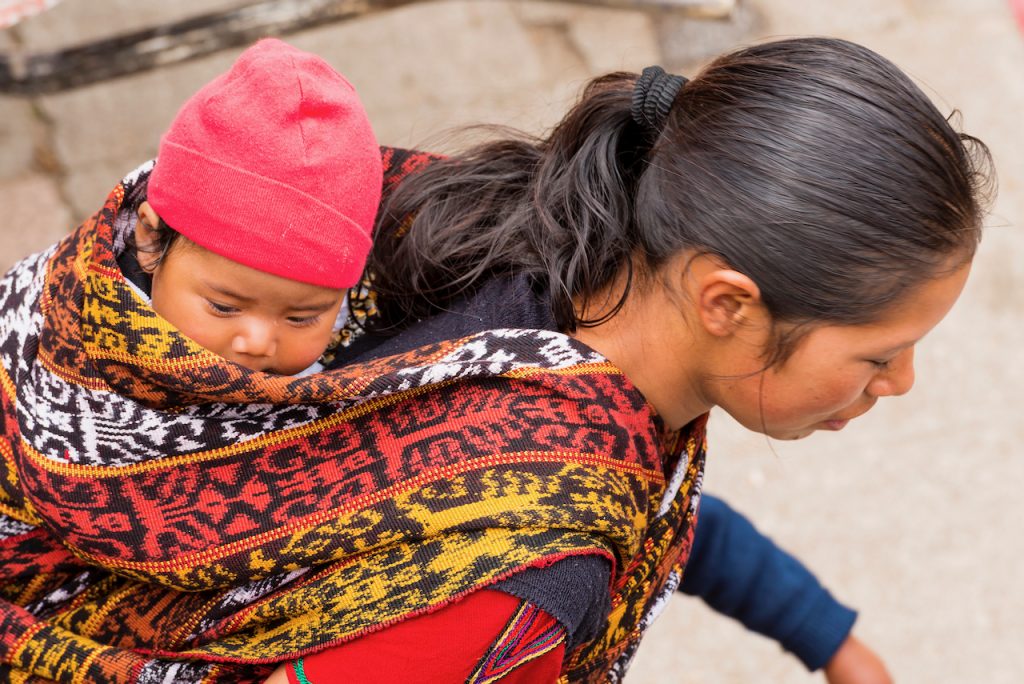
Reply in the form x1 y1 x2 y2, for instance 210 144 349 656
1013 0 1024 34
148 38 382 289
286 589 565 683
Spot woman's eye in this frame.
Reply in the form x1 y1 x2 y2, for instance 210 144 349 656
869 359 892 370
206 300 239 315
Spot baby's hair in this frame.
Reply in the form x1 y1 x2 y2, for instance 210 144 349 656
126 187 184 273
368 37 994 365
133 217 182 273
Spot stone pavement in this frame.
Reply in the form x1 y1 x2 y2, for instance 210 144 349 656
1 1 1022 682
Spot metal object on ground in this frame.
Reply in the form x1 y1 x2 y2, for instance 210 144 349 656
0 0 734 95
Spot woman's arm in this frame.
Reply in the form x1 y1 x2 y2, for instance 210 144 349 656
681 495 862 671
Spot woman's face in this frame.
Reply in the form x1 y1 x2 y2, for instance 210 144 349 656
711 261 972 440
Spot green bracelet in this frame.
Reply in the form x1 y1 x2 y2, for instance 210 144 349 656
292 658 312 684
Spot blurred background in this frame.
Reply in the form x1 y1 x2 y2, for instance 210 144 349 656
1 1 1022 681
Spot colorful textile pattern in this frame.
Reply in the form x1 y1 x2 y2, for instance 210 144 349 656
0 151 706 683
562 424 706 683
469 600 565 683
319 274 377 366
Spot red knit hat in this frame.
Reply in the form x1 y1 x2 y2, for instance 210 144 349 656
148 39 382 289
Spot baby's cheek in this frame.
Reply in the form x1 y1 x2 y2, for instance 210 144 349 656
177 316 218 348
280 334 333 374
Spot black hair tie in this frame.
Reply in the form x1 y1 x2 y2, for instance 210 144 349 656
631 66 688 134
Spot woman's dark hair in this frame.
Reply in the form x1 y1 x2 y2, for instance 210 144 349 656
368 37 994 363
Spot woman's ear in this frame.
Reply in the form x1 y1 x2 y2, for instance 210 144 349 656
135 201 162 273
690 259 765 338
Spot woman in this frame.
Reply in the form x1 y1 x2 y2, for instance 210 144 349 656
270 37 991 682
0 37 991 683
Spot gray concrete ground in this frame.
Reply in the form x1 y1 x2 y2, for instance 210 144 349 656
1 1 1022 682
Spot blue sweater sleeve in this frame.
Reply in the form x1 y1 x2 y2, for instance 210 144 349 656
679 494 857 671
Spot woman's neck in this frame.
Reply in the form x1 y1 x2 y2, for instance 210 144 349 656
569 276 712 431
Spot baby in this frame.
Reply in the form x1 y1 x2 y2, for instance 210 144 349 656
124 37 381 376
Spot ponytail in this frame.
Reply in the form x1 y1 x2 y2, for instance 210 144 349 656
370 38 994 359
369 73 651 333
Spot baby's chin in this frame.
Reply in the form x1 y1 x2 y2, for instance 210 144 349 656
221 353 321 376
226 359 290 376
246 365 301 376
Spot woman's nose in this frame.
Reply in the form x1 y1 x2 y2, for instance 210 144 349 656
868 347 916 398
231 319 277 357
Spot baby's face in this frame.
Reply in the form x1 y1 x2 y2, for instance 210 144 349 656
140 227 346 376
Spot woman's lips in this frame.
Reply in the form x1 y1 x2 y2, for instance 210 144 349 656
823 401 875 431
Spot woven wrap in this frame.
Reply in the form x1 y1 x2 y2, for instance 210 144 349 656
0 151 706 683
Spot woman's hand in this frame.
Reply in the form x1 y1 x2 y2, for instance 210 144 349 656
823 634 893 684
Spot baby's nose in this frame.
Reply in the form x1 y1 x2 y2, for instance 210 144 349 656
231 319 277 358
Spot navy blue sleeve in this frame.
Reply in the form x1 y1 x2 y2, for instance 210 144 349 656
679 494 857 671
